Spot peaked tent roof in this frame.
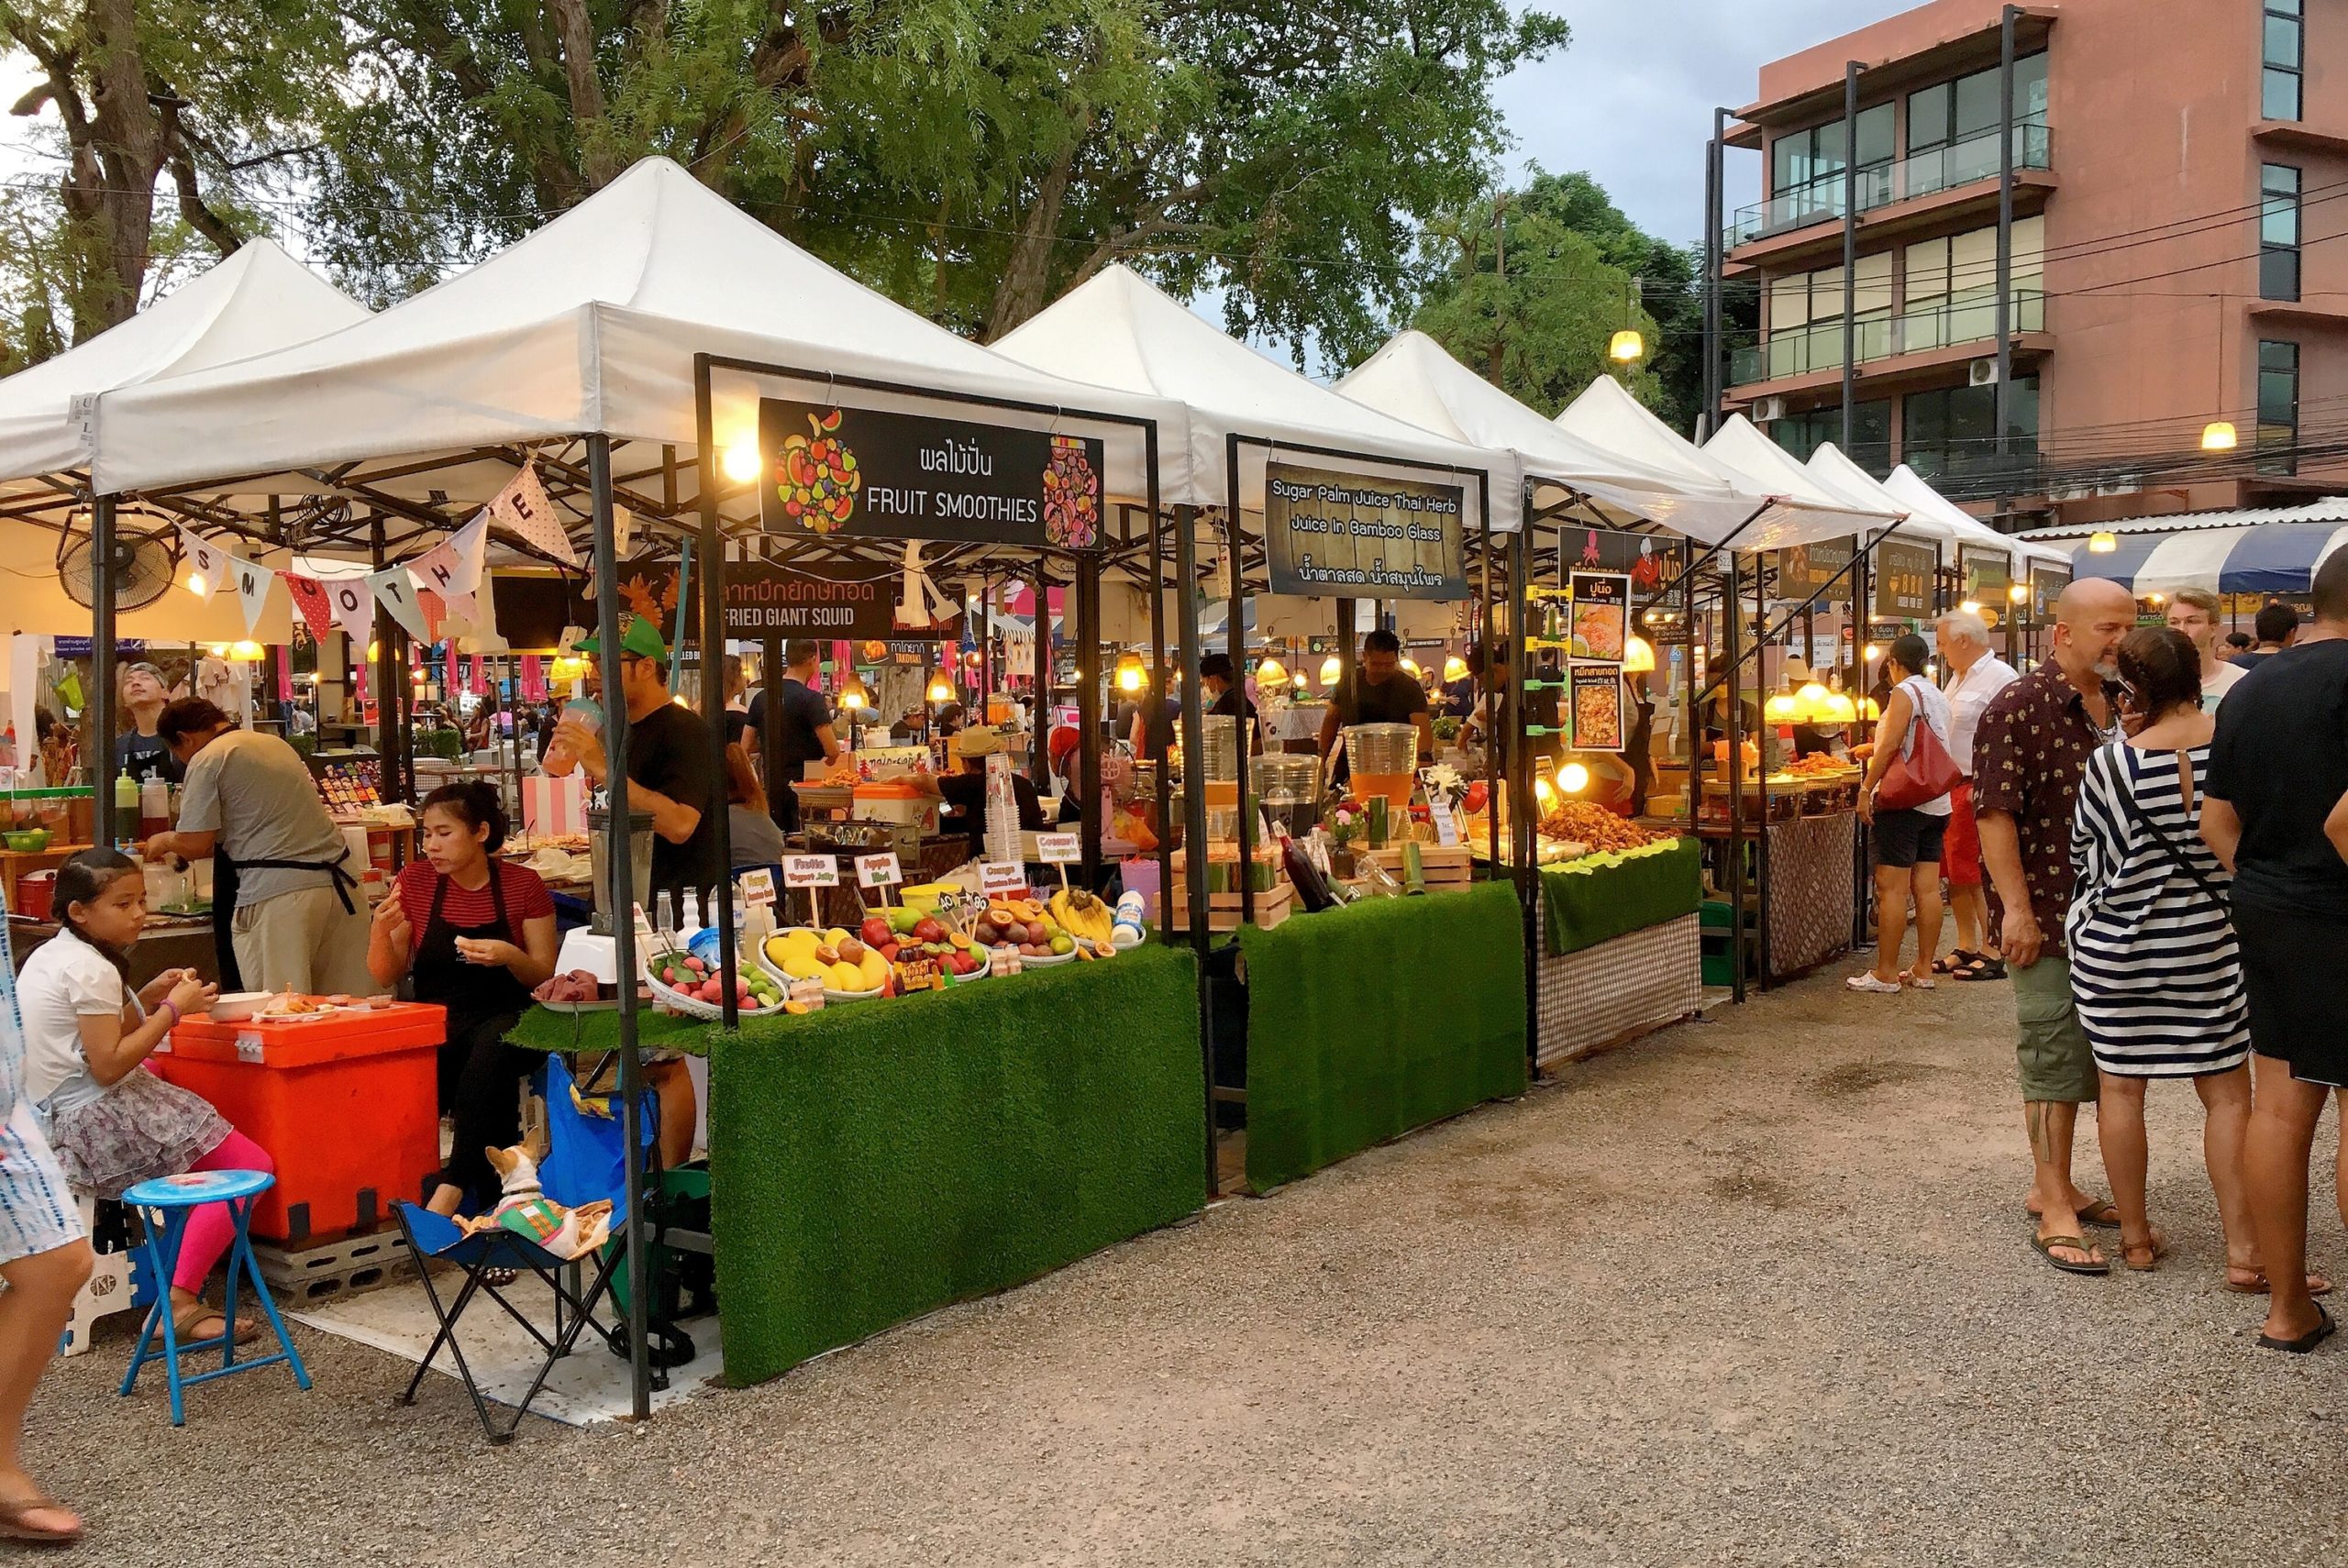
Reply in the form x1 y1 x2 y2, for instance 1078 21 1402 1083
1699 414 1899 549
0 238 368 492
94 158 1184 507
1334 330 1762 541
1880 464 2066 568
991 266 1500 520
1805 444 1943 543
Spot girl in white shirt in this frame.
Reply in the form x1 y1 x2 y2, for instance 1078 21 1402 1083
16 850 270 1346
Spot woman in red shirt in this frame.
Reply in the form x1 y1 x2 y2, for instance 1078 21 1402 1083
366 782 557 1217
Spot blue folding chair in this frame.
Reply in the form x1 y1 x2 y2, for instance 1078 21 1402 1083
393 1055 655 1442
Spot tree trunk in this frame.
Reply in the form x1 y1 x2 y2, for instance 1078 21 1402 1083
984 131 1084 341
546 0 618 188
61 0 167 339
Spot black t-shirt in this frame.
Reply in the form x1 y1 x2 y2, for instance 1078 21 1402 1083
116 729 182 785
936 768 1046 851
723 707 751 749
1332 672 1432 728
624 701 722 900
1208 685 1261 752
1127 695 1177 759
2207 638 2348 922
748 679 834 778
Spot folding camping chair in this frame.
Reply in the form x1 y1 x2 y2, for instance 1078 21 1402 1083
393 1054 658 1443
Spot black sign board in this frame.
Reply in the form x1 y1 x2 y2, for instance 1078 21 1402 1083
1263 461 1468 600
756 398 1103 550
1774 536 1855 603
1958 545 2012 604
1873 539 1938 619
492 561 954 650
2032 563 2071 620
1559 525 1684 606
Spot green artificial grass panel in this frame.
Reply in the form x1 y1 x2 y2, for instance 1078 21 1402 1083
505 1004 714 1057
1239 881 1526 1192
1539 836 1702 956
707 944 1205 1386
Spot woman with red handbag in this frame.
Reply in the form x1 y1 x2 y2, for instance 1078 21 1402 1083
1851 634 1961 993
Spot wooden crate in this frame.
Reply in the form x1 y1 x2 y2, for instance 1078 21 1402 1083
1365 845 1475 889
1168 880 1295 933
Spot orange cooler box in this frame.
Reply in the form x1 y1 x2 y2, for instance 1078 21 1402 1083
154 1004 447 1244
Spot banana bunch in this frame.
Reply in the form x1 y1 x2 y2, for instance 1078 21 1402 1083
1047 887 1115 944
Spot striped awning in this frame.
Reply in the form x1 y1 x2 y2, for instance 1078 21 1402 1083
2065 520 2348 596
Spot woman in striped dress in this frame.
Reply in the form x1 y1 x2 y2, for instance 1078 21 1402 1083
0 921 94 1543
2068 627 2258 1280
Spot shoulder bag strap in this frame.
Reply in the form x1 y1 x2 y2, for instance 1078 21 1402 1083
2108 748 2227 908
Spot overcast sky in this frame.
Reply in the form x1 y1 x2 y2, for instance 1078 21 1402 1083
1499 0 1898 245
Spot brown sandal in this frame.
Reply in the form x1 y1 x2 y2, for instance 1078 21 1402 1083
2121 1231 2169 1272
0 1494 83 1546
172 1300 260 1345
2225 1267 2334 1297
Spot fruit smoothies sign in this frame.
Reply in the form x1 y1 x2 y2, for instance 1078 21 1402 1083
1872 538 1938 620
757 398 1104 550
1262 461 1468 600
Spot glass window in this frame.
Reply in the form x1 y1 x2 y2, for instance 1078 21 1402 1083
1908 83 1951 152
1769 402 1892 472
2259 340 2298 476
1854 103 1895 169
1954 71 2002 140
2265 4 2303 121
1907 52 2051 155
1901 378 2039 482
2262 163 2301 302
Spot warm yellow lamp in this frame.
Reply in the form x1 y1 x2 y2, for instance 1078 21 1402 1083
227 640 265 662
1113 651 1146 694
1534 774 1557 807
206 644 229 659
1255 657 1290 688
838 673 869 710
926 674 956 703
184 570 207 597
1399 656 1422 678
1560 762 1590 794
1959 600 1982 615
1319 654 1341 687
721 435 764 484
1608 328 1645 363
1442 654 1469 682
1765 691 1800 722
1622 635 1656 674
2200 421 2238 452
2008 582 2030 603
2088 531 2119 554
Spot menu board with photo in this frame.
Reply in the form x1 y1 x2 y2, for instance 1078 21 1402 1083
1567 571 1631 661
1958 546 2012 605
2032 563 2070 620
1872 539 1938 620
1774 536 1855 603
1567 663 1625 754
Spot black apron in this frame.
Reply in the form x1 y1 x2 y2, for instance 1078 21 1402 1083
212 845 360 994
412 867 535 1107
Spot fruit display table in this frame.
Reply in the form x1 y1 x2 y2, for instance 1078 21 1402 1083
1235 881 1526 1192
702 944 1207 1385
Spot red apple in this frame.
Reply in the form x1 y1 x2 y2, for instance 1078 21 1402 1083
860 917 892 948
913 917 947 944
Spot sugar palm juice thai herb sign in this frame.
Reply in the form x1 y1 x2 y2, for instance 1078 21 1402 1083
1263 462 1467 600
757 400 1102 549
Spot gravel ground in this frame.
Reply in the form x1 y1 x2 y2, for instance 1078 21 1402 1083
30 956 2348 1566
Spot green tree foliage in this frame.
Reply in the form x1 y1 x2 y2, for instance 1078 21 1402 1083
1412 168 1712 433
308 0 1567 353
0 0 346 346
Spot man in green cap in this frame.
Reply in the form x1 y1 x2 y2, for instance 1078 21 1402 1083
551 615 722 906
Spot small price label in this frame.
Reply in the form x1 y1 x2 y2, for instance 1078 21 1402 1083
1036 832 1080 864
739 867 777 907
783 854 840 889
632 901 654 941
855 852 903 889
980 860 1026 897
1434 807 1461 847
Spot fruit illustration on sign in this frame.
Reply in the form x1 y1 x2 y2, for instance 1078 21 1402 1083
778 410 860 534
1042 436 1100 549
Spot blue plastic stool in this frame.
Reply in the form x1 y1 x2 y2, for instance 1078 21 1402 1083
117 1170 311 1425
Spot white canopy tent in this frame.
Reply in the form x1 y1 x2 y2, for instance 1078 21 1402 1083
1555 378 1882 549
94 159 1186 513
1805 444 1943 545
1333 330 1756 540
1879 464 2067 569
991 266 1498 524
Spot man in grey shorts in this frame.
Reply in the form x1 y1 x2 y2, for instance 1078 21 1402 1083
1971 580 2135 1275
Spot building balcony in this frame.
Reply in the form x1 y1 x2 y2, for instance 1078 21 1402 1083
1723 124 2054 261
1731 287 2044 392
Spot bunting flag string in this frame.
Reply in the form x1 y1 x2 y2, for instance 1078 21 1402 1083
490 461 575 566
327 575 376 645
231 554 274 635
280 570 334 642
175 526 224 602
369 563 431 645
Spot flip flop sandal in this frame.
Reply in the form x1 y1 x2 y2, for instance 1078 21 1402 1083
0 1494 81 1547
1932 950 1978 976
2121 1231 2170 1272
2022 1197 2121 1230
2258 1301 2337 1354
2225 1269 2335 1297
2032 1233 2110 1275
172 1302 260 1345
1954 955 2008 981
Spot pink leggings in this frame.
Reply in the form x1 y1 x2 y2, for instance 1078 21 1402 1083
172 1131 273 1295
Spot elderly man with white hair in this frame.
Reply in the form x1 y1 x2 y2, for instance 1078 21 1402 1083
1934 607 2019 981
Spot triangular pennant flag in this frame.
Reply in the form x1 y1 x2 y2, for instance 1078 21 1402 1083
327 575 376 646
615 503 635 558
369 563 430 644
440 589 479 630
280 571 334 642
411 536 462 600
416 589 448 644
231 554 274 635
445 513 490 596
491 461 576 565
177 527 224 601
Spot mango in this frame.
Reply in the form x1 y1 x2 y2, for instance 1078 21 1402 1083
827 960 864 991
858 951 889 988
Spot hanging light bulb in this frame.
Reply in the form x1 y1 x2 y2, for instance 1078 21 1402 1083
926 673 956 704
2088 531 2119 554
1256 657 1290 688
2200 421 2238 452
1442 654 1469 682
1862 643 1881 662
2008 582 2030 604
838 672 869 710
1113 651 1146 694
183 570 207 597
1399 656 1423 678
721 434 765 484
1623 635 1656 674
1765 691 1800 722
227 640 265 662
207 644 230 659
1319 654 1341 687
1609 328 1645 363
1560 762 1590 795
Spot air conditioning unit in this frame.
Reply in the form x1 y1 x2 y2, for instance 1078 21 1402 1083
1751 395 1789 424
1968 359 2001 387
